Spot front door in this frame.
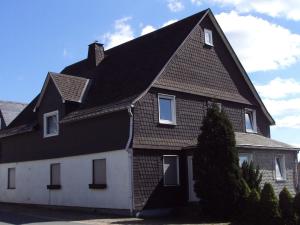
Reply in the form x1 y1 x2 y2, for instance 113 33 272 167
187 155 199 202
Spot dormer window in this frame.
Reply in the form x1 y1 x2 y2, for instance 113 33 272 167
158 94 176 125
204 28 213 46
43 111 59 138
245 109 257 133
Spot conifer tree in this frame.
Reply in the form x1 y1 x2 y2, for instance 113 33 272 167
193 103 243 219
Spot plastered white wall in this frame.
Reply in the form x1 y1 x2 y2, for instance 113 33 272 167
0 149 131 209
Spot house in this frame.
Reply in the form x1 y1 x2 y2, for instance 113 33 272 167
0 101 27 130
0 8 298 216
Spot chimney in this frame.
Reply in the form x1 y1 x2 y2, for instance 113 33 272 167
88 41 105 67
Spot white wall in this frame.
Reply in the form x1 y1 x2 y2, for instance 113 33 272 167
0 149 131 210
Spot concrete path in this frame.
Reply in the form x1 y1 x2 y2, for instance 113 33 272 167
0 204 229 225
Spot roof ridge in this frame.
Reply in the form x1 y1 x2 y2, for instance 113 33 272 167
106 9 209 52
0 100 27 105
49 72 89 81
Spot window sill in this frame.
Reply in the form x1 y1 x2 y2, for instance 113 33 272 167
89 184 107 189
47 185 61 190
204 43 214 47
275 179 287 183
158 121 177 126
43 133 59 138
7 187 16 190
163 184 180 187
246 130 257 134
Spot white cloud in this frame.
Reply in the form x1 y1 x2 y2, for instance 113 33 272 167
103 17 134 49
205 0 300 21
162 19 178 27
141 25 156 35
262 98 300 117
191 0 202 6
255 77 300 129
216 11 300 72
256 77 300 99
167 0 184 12
63 49 68 57
276 116 300 128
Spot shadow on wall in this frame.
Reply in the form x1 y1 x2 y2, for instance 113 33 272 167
133 151 188 212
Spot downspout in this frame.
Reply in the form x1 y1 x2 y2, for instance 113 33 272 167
126 106 134 215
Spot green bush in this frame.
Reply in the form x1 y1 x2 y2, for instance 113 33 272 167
279 187 296 225
244 189 261 224
193 103 244 219
241 160 262 193
260 183 280 225
293 192 300 224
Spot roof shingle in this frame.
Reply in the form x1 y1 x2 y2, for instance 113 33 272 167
0 101 27 126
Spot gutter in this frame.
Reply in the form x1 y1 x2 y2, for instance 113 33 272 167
125 106 134 216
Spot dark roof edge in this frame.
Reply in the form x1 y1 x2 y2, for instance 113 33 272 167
0 123 36 139
132 9 210 105
237 145 300 151
183 144 299 151
207 10 275 125
60 104 131 124
33 72 56 112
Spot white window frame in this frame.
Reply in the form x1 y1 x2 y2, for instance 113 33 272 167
275 154 286 181
238 153 253 167
163 155 180 187
158 94 176 125
43 110 59 138
204 28 213 46
245 108 257 133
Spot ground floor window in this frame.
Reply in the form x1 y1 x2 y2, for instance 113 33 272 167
238 153 252 167
50 163 61 185
89 159 107 189
8 168 16 189
163 155 180 186
275 155 286 181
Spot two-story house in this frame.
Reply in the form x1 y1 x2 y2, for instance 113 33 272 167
0 9 298 216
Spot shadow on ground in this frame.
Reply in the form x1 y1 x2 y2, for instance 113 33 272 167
0 203 234 225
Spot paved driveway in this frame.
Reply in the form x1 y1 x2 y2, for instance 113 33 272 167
0 204 229 225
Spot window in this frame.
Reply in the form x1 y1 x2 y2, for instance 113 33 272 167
163 155 180 186
158 94 176 125
8 168 16 189
47 163 61 189
208 101 222 112
89 159 107 189
275 155 286 181
239 153 252 167
43 111 59 138
245 109 257 133
204 29 213 46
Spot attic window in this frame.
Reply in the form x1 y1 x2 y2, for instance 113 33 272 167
245 109 257 133
204 29 213 46
43 111 59 138
275 155 286 181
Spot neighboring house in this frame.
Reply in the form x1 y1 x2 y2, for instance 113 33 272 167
0 101 27 129
0 8 298 216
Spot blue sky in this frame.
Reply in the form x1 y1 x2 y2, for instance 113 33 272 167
0 0 299 147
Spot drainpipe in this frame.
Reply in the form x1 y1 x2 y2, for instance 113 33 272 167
126 106 134 215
